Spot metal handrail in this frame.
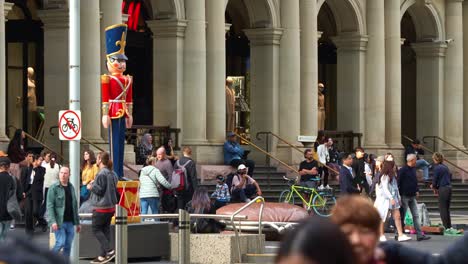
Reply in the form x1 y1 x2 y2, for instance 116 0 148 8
79 213 248 221
235 132 301 179
80 137 139 176
422 136 468 157
403 135 468 181
230 196 265 263
7 125 68 163
256 131 339 175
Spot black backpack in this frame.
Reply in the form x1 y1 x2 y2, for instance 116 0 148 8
225 173 237 191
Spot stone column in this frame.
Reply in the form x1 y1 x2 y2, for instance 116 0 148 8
206 0 226 143
147 19 187 129
384 0 402 148
412 43 446 142
299 0 318 140
445 0 465 148
81 0 103 142
464 1 468 147
182 0 207 144
333 34 368 135
38 9 69 152
0 1 13 149
365 0 386 149
279 0 301 143
100 0 123 74
100 0 123 141
244 28 283 163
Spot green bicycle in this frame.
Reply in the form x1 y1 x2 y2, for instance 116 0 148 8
279 176 337 217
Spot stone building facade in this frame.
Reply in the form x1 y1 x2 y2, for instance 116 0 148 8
1 0 468 167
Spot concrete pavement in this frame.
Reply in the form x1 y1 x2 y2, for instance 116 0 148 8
6 226 465 263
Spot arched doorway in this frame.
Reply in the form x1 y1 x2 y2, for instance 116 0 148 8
6 2 44 148
317 2 337 130
225 0 250 136
123 0 154 125
400 1 443 143
317 0 365 134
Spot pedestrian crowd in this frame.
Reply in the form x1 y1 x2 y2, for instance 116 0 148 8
0 128 460 264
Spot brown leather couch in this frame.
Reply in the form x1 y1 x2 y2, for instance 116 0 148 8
217 202 308 222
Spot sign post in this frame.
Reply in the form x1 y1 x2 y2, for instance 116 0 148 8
58 110 82 141
68 0 80 262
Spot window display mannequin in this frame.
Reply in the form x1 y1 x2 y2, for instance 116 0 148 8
318 83 325 130
27 67 37 112
226 77 236 132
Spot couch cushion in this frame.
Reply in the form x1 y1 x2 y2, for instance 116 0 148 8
217 202 308 222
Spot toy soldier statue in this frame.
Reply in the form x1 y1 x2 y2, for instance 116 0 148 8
101 24 133 178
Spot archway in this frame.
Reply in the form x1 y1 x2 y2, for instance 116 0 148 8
224 0 278 140
318 2 337 130
400 2 443 143
6 2 43 146
317 0 365 132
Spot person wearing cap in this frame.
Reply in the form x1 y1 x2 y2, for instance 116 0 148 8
0 157 15 240
224 132 255 177
101 24 133 179
404 139 430 182
230 164 262 202
211 175 230 210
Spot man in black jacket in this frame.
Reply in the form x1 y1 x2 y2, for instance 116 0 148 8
339 153 360 195
20 154 47 235
398 154 430 241
352 147 369 194
0 157 15 241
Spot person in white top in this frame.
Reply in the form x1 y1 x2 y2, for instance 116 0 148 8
374 160 411 242
317 139 331 190
41 153 60 224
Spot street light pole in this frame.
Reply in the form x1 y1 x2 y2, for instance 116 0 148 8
69 0 80 262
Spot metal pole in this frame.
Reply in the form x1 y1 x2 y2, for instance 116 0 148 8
178 209 190 264
115 205 128 264
69 0 80 262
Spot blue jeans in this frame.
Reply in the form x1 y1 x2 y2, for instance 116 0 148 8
140 197 160 215
400 196 423 238
0 221 11 241
416 159 430 180
52 222 75 257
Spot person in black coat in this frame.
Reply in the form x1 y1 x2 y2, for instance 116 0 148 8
339 153 360 195
352 147 369 194
20 154 47 235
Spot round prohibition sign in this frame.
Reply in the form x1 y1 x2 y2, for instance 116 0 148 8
59 110 81 140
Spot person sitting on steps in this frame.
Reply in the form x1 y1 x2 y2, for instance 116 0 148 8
230 164 262 203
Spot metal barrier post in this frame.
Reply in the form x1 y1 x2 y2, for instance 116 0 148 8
178 209 190 264
115 205 128 264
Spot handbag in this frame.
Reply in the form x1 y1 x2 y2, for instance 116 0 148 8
7 176 21 221
80 185 90 200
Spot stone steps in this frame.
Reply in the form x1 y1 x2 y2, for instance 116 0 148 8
202 166 468 212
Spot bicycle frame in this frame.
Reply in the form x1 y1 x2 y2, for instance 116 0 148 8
286 184 327 209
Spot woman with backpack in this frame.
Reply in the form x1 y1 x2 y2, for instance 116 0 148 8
139 157 171 216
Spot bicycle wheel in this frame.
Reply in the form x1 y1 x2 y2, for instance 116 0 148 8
312 194 337 217
279 190 294 205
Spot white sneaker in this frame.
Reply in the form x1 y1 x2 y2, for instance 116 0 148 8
318 185 325 190
325 185 332 190
379 235 387 242
9 224 14 230
398 234 412 242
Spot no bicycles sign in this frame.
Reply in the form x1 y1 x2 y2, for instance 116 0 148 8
58 110 82 141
